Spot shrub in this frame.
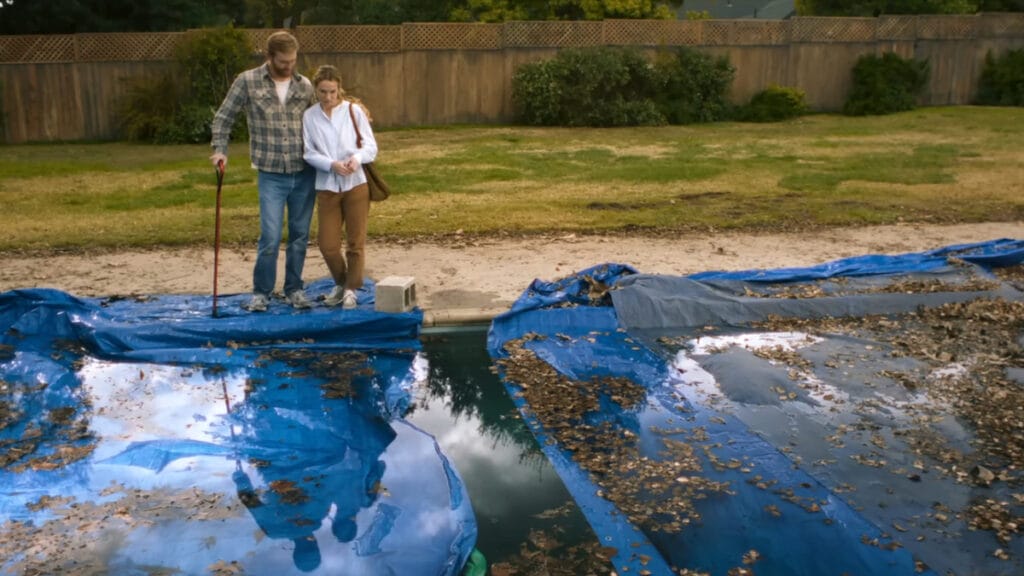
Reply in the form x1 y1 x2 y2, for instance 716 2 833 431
155 104 217 144
174 25 253 106
512 47 665 127
652 47 735 124
117 74 181 142
976 49 1024 106
510 61 563 126
0 77 6 142
512 46 736 127
118 26 252 143
737 85 809 122
843 52 929 116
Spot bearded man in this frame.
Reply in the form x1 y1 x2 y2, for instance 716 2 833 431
210 30 317 312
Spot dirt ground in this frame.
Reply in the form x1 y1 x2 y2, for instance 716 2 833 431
0 222 1021 314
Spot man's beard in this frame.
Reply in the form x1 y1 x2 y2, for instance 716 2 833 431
270 61 292 79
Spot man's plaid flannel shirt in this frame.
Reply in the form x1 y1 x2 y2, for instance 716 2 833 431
211 62 315 174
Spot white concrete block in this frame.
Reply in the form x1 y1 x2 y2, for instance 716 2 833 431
375 276 417 313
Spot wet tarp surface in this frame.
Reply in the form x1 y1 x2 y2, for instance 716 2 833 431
488 239 1024 576
0 279 476 575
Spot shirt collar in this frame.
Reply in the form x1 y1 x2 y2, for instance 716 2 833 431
261 62 295 84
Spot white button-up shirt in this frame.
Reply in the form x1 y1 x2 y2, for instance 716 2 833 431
302 100 378 193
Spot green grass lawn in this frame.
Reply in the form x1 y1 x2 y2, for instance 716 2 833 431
1 106 1021 252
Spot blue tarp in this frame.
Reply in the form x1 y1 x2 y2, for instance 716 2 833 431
0 279 476 575
488 239 1024 576
688 238 1024 282
5 238 1024 575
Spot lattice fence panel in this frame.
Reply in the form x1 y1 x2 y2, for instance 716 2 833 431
0 35 74 63
401 23 502 50
977 12 1024 37
916 15 976 39
298 26 402 52
504 21 604 47
790 17 876 42
877 16 917 40
75 32 182 62
702 20 731 45
244 29 277 55
603 19 701 46
2 15 1021 64
757 20 790 45
703 20 789 46
735 20 787 45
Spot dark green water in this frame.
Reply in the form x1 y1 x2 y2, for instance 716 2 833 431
410 328 601 569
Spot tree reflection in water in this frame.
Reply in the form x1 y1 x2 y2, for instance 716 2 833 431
416 331 542 464
412 329 609 572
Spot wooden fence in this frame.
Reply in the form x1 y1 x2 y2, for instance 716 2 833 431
1 15 1023 143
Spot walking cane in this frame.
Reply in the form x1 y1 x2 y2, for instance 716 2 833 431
213 160 225 318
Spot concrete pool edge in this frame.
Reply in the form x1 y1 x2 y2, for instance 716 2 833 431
422 307 506 328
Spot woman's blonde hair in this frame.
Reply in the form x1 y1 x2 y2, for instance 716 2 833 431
312 65 344 92
312 64 370 121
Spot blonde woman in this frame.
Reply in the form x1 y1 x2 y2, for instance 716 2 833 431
302 65 378 309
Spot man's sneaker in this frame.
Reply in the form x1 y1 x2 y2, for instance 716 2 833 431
286 290 313 310
323 286 345 307
342 289 358 310
245 293 269 312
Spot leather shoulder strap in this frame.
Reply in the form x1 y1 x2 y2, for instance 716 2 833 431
348 102 363 149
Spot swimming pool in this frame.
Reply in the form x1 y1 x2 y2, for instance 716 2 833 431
4 238 1023 575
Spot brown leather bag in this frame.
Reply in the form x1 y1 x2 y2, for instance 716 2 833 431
348 103 390 202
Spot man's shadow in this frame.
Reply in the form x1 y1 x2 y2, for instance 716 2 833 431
226 350 397 572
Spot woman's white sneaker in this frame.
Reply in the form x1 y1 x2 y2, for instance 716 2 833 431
324 286 345 307
342 289 358 309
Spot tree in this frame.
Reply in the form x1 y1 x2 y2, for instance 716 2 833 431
577 0 682 19
796 0 981 16
0 0 246 34
450 0 529 22
298 0 452 25
449 0 683 21
244 0 313 27
977 0 1024 10
0 0 90 34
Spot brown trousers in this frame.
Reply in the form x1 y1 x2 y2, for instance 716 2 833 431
317 184 369 291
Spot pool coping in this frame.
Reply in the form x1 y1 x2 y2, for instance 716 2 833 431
422 306 506 327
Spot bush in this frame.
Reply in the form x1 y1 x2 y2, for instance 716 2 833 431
512 46 734 127
512 47 665 127
117 74 182 142
0 77 6 142
118 26 252 143
737 85 809 122
174 25 253 105
652 47 735 124
843 52 929 116
155 104 216 144
976 49 1024 106
510 61 563 126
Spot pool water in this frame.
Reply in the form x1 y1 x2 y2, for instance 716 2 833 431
0 314 611 574
411 328 609 572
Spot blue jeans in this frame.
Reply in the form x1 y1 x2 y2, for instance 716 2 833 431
254 167 316 297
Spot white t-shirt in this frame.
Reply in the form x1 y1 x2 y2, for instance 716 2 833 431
274 79 290 105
